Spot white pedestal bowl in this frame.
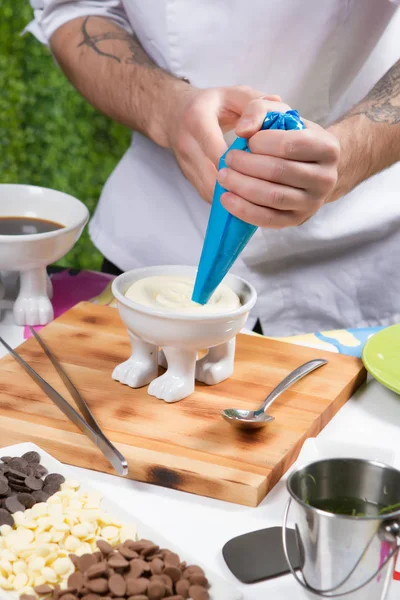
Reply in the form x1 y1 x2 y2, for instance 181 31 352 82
0 184 89 326
112 265 257 402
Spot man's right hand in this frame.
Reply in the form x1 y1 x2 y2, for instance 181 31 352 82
165 85 281 202
50 17 278 204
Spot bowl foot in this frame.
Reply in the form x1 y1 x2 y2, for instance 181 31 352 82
13 268 54 326
148 347 197 402
196 338 235 385
112 332 158 387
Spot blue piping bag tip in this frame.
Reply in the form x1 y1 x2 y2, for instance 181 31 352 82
192 110 305 305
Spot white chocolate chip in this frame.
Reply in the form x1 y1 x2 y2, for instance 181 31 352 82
13 572 28 590
41 566 58 583
53 557 72 575
28 557 46 573
0 575 13 590
0 560 13 575
64 536 81 552
32 503 49 518
0 478 139 596
120 523 138 543
101 525 119 540
13 560 27 575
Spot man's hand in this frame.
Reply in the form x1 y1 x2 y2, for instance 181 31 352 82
165 86 281 203
217 99 340 228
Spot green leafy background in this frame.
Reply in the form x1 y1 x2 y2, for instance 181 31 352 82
1 3 131 270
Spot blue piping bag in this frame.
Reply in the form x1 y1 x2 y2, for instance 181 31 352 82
192 110 305 304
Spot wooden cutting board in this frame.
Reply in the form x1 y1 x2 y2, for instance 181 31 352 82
0 302 366 507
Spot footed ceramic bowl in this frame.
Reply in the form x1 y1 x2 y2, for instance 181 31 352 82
0 184 89 325
112 265 257 402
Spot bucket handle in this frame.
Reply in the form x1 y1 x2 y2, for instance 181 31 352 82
282 497 400 597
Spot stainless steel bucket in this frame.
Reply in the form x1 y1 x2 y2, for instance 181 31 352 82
282 458 400 599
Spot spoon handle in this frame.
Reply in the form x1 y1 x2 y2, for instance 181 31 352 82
258 359 327 415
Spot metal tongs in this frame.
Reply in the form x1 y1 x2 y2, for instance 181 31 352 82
0 328 128 476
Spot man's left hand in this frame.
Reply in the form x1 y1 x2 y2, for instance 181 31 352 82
218 99 340 228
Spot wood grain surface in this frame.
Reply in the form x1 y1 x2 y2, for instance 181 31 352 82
0 302 366 506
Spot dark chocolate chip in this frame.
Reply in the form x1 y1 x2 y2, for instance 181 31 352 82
22 451 41 464
44 473 65 486
0 508 14 526
0 457 12 463
25 475 44 491
34 464 49 478
17 492 36 508
4 495 25 513
0 481 9 496
32 490 50 502
43 483 61 495
9 483 32 493
7 468 27 480
9 460 29 474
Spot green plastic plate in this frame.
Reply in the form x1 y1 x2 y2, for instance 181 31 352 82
362 324 400 394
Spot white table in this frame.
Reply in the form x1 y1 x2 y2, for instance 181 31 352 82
1 297 400 599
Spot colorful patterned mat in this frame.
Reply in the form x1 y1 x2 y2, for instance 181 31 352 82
25 269 383 357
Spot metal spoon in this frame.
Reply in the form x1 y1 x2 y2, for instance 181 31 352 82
221 358 327 429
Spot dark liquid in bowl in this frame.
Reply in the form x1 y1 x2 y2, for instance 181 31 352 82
0 217 64 235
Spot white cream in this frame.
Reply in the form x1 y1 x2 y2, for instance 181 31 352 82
125 275 241 315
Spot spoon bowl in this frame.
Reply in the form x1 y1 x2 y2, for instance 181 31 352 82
222 359 327 430
222 408 274 430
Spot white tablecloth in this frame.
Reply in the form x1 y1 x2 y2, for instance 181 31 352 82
1 303 400 599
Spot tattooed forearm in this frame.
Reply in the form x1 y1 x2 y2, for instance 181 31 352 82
78 16 157 68
343 60 400 125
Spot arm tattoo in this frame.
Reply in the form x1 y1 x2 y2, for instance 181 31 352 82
344 60 400 125
78 16 157 68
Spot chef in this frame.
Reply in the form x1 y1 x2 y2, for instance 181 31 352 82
26 1 400 336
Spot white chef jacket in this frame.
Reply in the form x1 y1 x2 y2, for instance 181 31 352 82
27 0 400 336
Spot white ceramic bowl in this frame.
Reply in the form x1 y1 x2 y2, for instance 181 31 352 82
112 265 257 349
112 265 257 402
0 184 89 325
